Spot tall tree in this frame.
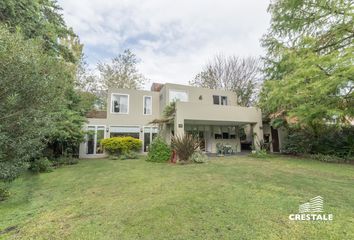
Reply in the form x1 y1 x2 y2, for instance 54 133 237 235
260 0 354 127
0 0 79 63
190 55 261 106
76 55 105 110
98 49 147 90
0 26 76 183
0 0 89 198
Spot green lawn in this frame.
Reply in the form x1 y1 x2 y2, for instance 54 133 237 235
1 155 354 240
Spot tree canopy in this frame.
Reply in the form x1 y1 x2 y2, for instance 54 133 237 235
190 55 261 107
260 0 354 127
0 0 80 63
0 0 91 191
0 26 78 181
98 49 147 90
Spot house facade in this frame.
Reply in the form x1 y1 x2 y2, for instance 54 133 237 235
79 83 265 158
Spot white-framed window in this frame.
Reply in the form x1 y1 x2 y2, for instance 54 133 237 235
86 125 105 155
169 90 188 103
143 126 159 152
143 96 152 115
111 93 129 114
213 95 228 105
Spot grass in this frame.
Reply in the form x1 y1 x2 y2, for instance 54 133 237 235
1 155 354 239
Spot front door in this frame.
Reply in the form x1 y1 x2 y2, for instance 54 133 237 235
144 127 158 152
271 127 280 152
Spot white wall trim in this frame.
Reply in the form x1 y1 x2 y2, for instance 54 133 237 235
169 89 189 103
85 125 106 155
143 95 152 115
110 93 129 114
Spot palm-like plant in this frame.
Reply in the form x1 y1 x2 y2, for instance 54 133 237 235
172 134 199 162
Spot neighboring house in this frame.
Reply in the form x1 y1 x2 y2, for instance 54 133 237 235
79 83 264 158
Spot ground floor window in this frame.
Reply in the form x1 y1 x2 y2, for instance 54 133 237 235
110 132 140 138
86 126 105 154
109 126 140 139
213 126 237 139
144 127 158 152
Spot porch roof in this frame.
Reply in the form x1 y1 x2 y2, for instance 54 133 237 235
184 119 249 126
175 102 262 125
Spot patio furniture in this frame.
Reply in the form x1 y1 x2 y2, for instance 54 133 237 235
224 145 233 155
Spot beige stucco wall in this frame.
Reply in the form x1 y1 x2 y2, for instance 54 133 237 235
107 88 161 125
80 89 161 158
160 83 238 111
80 84 264 157
174 101 263 150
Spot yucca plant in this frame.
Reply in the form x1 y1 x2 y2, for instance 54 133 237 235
172 134 199 162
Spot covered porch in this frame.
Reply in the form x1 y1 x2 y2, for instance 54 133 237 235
182 120 258 154
171 101 264 153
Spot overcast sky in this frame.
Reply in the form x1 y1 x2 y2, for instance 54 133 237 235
58 0 271 89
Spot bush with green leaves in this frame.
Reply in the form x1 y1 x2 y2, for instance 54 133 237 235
190 151 208 163
0 26 68 184
146 137 172 163
172 134 199 162
101 137 142 155
0 24 85 191
52 156 79 167
29 158 53 173
283 126 354 159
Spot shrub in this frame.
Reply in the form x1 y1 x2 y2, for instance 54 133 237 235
308 154 346 163
172 134 199 162
282 130 313 155
190 151 208 163
65 157 79 165
52 156 79 167
119 151 139 160
101 137 142 155
283 126 354 158
146 137 172 163
29 158 53 173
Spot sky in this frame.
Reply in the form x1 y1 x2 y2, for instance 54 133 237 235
58 0 271 89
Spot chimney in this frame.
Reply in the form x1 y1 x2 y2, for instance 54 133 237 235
150 83 164 92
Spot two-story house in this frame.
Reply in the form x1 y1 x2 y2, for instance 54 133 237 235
79 83 264 158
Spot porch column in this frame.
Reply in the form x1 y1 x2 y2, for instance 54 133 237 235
174 103 185 137
251 122 264 150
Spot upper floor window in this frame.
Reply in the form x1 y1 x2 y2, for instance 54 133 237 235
213 95 228 105
169 90 188 102
143 96 152 115
112 94 129 114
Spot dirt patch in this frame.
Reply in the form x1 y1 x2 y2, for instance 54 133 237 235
0 225 18 235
